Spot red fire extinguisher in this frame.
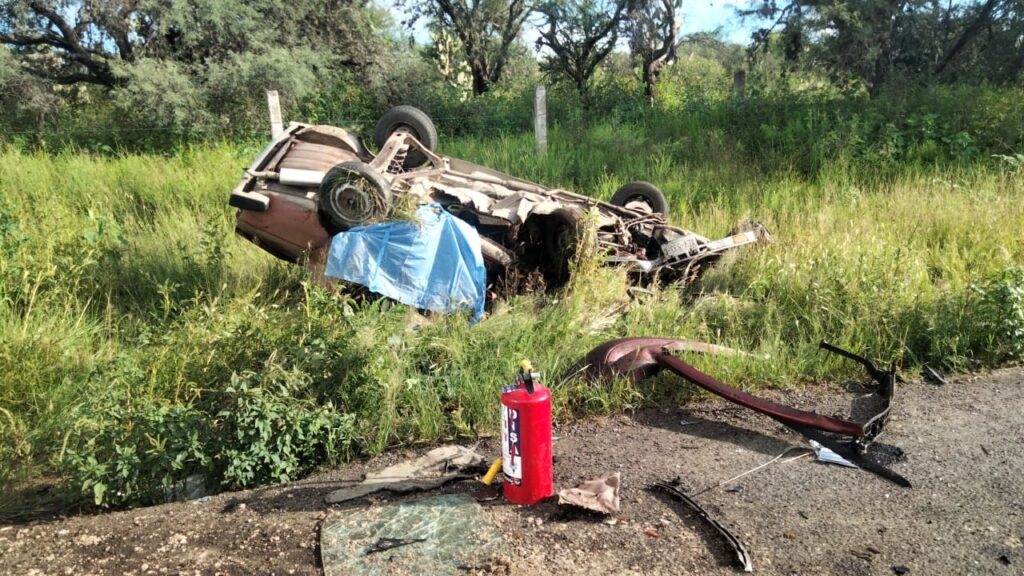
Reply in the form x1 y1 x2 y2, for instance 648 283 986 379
501 360 553 505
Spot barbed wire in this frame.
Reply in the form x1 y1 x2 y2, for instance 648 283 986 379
0 114 537 137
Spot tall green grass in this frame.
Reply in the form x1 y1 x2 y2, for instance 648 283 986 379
1 121 1022 510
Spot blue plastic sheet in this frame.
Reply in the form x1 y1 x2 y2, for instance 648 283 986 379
325 204 487 321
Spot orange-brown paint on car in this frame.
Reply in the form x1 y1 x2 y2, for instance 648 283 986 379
235 193 330 262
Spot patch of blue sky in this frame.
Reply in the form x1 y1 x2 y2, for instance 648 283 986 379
377 0 770 48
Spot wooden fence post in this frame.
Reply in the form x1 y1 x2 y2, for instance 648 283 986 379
266 90 283 138
534 85 547 154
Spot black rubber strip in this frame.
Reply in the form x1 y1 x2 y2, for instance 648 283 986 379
651 482 754 572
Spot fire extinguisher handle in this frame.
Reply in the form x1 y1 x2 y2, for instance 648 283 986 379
519 359 539 395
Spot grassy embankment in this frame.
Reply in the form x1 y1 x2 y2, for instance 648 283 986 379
1 114 1022 511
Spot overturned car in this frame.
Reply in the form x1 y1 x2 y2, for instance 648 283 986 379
229 106 768 288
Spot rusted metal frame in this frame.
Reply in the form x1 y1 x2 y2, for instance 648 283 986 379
621 213 665 228
391 169 447 182
653 223 713 244
817 341 898 447
654 353 868 436
369 132 448 174
652 350 911 487
679 253 714 283
596 226 632 253
461 170 550 195
369 133 409 172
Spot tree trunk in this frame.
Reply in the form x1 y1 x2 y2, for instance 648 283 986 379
643 60 656 106
578 80 592 114
470 64 490 96
936 0 1001 74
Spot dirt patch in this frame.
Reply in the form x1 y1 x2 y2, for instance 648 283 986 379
3 368 1023 575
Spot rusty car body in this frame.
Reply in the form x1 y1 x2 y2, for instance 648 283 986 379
229 106 767 287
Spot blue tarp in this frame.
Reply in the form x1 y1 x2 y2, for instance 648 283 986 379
325 204 487 321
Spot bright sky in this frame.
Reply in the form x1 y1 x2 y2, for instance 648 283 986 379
381 0 764 48
680 0 761 43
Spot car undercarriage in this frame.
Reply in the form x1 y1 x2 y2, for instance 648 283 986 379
229 106 770 292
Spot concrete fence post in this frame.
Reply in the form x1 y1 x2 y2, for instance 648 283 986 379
534 85 547 155
266 90 283 138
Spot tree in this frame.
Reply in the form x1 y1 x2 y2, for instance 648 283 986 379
742 0 1023 92
0 0 383 87
934 0 1024 83
0 0 387 130
0 0 134 86
626 0 680 105
0 44 59 129
535 0 633 108
401 0 530 95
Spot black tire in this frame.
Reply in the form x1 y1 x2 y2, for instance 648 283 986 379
318 161 392 231
610 181 669 215
374 105 438 168
543 207 586 283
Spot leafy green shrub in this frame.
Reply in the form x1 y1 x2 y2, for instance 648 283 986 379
62 367 356 507
63 400 212 507
218 369 356 488
656 56 731 110
968 267 1024 363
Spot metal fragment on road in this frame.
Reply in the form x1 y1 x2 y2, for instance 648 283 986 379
921 364 946 385
566 336 752 384
651 481 754 573
809 440 859 468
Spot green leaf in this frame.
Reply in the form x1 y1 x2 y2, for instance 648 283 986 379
93 483 107 506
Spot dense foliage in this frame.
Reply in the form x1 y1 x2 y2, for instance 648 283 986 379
745 0 1024 90
0 0 389 136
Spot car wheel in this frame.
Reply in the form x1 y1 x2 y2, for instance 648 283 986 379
374 105 438 168
318 161 392 231
610 181 668 215
543 207 586 283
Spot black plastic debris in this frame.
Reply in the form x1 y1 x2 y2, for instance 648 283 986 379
650 481 753 573
921 364 946 385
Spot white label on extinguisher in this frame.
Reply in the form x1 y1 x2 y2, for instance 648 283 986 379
501 405 522 485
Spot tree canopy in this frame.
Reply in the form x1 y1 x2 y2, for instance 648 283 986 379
745 0 1024 91
534 0 632 106
400 0 530 95
0 0 387 129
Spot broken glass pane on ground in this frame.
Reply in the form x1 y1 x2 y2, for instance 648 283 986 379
320 493 508 576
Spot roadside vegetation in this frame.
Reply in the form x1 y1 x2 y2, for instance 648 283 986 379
1 0 1022 513
2 87 1023 510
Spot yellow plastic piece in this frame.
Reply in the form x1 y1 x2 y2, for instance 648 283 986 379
520 359 533 371
482 457 503 485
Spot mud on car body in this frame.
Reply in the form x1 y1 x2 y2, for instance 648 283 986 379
229 106 769 286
